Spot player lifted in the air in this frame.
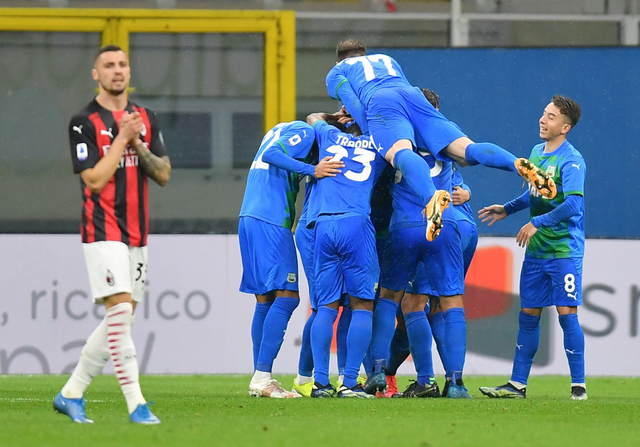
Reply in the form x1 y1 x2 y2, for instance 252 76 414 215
478 95 587 400
239 120 343 398
325 39 557 241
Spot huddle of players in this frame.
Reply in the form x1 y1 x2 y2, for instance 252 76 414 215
239 39 587 400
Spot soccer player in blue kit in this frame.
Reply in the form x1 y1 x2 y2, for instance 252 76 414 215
305 112 387 398
325 39 559 238
239 120 344 398
478 95 587 400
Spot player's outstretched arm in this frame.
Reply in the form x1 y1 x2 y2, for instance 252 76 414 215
132 140 172 186
80 112 140 193
478 205 508 226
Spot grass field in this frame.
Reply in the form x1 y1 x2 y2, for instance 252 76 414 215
1 375 639 447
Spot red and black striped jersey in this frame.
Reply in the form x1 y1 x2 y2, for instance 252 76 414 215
69 99 168 247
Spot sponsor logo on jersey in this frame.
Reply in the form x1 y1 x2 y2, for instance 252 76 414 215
73 125 83 135
101 128 114 139
76 143 88 161
287 273 297 283
106 270 115 286
140 124 147 137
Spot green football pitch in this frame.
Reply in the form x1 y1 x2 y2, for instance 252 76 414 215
1 375 639 447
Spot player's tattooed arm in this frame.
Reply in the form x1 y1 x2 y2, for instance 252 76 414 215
132 139 172 186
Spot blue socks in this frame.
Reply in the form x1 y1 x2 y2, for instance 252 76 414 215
510 311 541 385
297 310 316 377
559 313 585 384
465 142 517 172
405 311 435 387
255 297 299 373
386 326 410 375
251 302 272 371
343 309 373 388
393 149 437 205
370 298 399 374
337 306 352 377
428 311 450 378
311 306 339 386
443 307 467 383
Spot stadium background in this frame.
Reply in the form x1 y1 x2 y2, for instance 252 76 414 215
0 1 639 377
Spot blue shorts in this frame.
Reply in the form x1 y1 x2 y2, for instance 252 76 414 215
457 219 478 277
520 256 583 308
314 214 379 307
238 216 298 295
366 86 466 158
295 218 317 309
383 221 464 297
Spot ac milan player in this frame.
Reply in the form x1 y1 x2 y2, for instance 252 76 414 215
54 45 171 424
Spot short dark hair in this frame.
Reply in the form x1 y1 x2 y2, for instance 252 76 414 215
420 88 440 109
552 95 581 128
336 39 367 62
326 116 362 136
94 44 125 63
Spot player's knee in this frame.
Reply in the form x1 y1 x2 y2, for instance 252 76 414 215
350 297 373 311
439 294 464 311
401 293 428 314
379 287 403 303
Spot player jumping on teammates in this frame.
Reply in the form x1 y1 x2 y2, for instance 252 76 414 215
325 39 558 242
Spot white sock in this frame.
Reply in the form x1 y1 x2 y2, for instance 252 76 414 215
338 375 344 385
571 383 586 389
251 370 272 385
295 374 313 386
107 303 146 414
509 380 527 391
61 317 110 399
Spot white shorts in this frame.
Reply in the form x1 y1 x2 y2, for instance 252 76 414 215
82 241 148 304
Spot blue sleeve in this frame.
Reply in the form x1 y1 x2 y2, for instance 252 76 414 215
561 157 586 196
336 82 369 134
262 145 315 177
312 121 339 150
531 195 583 228
326 65 346 100
503 190 530 215
278 122 315 159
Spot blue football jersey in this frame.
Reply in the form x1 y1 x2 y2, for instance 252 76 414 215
240 121 315 229
308 121 387 220
451 166 475 224
326 54 411 108
390 149 454 231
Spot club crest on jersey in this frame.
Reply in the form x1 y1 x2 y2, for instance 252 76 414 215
106 270 115 286
545 165 556 177
287 273 297 283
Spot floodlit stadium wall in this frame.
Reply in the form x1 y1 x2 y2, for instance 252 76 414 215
1 234 638 376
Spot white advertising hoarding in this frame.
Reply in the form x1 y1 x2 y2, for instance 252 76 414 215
0 235 637 376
